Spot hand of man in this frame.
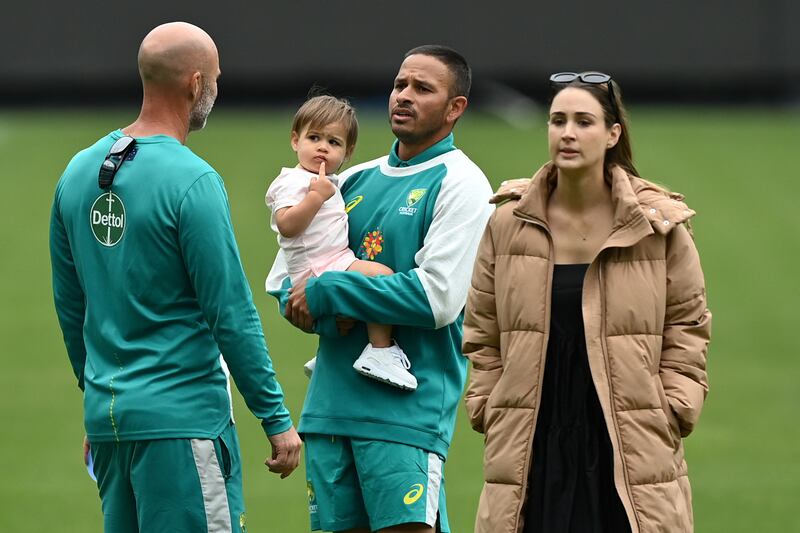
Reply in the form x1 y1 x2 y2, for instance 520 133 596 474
286 278 314 332
83 435 90 465
308 162 336 202
265 427 302 479
489 177 531 204
336 316 357 336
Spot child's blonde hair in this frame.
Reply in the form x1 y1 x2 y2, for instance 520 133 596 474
292 95 359 159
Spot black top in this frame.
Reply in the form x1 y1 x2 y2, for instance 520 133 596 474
524 264 630 533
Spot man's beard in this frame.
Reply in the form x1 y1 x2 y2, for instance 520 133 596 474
189 82 215 132
389 106 448 146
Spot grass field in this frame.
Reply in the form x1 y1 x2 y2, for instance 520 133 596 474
0 105 798 532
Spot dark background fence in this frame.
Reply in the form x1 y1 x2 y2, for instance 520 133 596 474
2 0 798 105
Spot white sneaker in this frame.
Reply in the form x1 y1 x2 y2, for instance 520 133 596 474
303 356 316 378
352 343 417 391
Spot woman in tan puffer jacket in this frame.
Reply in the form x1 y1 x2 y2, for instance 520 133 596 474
463 73 711 533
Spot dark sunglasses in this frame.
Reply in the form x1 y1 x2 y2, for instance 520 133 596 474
549 71 619 123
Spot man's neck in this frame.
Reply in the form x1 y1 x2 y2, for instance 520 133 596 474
122 100 190 144
396 131 451 161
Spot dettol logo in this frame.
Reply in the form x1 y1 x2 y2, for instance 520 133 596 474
90 191 126 247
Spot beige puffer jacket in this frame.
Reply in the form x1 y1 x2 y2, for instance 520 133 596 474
463 163 712 533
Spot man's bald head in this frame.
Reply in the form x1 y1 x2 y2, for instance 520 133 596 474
138 22 218 87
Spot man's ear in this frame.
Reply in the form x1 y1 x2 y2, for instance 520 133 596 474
190 71 202 101
447 96 468 124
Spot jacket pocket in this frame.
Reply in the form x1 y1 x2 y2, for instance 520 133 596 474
654 376 681 448
481 407 537 484
215 432 233 480
482 402 497 439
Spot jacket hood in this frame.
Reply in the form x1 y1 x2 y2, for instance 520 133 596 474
630 175 696 235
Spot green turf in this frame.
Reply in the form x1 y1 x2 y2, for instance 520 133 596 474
0 106 797 532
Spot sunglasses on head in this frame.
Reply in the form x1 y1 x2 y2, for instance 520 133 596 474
549 71 620 123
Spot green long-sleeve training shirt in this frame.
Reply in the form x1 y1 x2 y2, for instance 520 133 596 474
50 130 291 442
267 134 494 457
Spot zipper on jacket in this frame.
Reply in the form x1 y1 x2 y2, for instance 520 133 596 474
598 263 641 532
511 211 553 532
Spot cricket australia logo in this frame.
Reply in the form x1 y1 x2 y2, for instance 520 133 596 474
90 191 126 247
307 481 318 514
398 188 427 216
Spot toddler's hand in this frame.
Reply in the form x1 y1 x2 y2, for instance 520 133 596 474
308 162 336 201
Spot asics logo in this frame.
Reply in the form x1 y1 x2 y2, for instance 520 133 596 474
345 195 363 213
403 483 424 505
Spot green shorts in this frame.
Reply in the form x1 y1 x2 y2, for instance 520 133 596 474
89 422 247 532
304 434 449 532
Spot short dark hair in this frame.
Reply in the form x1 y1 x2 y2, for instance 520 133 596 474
404 45 471 98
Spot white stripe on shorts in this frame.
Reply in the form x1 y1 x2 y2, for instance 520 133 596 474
190 439 232 532
425 452 443 526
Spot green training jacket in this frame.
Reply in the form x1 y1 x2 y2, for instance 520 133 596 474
51 130 292 442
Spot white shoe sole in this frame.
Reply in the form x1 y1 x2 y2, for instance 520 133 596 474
353 361 417 391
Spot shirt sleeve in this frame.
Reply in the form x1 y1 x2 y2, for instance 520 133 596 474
49 182 88 391
180 172 293 436
265 170 311 212
306 159 495 329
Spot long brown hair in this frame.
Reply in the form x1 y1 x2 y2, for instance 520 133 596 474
552 79 639 177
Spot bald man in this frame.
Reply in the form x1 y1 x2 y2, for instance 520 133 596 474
49 22 301 532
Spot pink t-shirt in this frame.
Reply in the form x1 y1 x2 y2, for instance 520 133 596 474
265 167 355 284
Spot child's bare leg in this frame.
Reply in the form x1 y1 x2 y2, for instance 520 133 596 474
364 323 392 348
347 259 393 278
347 260 394 348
